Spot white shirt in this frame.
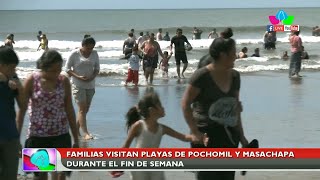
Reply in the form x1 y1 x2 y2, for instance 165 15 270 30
135 120 163 148
156 32 162 41
128 54 140 71
65 49 100 89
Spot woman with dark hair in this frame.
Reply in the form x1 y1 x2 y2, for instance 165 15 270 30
181 32 248 180
23 50 79 180
65 37 100 140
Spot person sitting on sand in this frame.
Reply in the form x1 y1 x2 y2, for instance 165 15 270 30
301 46 309 60
238 47 248 58
251 48 260 57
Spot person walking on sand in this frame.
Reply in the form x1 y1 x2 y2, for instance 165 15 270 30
119 92 195 180
23 50 79 180
170 28 192 78
140 33 167 85
289 31 303 77
0 46 26 180
65 37 100 140
181 34 249 180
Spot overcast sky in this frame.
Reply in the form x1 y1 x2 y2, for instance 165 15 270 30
1 0 319 10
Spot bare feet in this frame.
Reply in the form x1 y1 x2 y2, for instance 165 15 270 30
83 134 93 140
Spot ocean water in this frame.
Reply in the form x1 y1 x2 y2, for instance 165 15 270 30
0 8 320 82
11 9 320 178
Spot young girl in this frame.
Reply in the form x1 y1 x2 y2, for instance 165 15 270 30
23 50 79 180
121 92 194 180
158 51 173 78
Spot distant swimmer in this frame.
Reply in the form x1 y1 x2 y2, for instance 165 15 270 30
163 32 170 41
37 34 49 51
83 34 91 39
123 32 137 56
282 51 289 60
37 31 42 41
4 34 15 49
251 48 260 57
301 46 309 60
130 28 136 41
208 28 219 39
238 47 248 59
192 27 203 40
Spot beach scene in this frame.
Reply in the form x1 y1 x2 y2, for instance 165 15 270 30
1 0 320 179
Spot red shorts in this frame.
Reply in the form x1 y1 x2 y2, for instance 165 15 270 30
126 69 139 85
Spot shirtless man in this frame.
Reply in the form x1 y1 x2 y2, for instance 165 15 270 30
123 32 137 56
140 33 167 84
170 28 192 78
156 28 163 41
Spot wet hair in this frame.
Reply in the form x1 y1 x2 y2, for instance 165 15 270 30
0 46 19 65
140 32 143 36
209 37 236 61
165 32 169 35
81 37 96 47
83 34 91 39
36 50 63 71
125 92 161 131
131 29 134 32
163 51 168 55
176 28 182 33
158 28 162 32
150 33 155 37
220 27 233 39
292 31 300 36
128 32 134 37
241 47 248 53
38 31 42 34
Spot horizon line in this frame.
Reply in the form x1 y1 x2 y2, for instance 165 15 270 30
1 6 319 11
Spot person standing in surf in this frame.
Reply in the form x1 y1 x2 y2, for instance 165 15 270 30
140 33 167 85
170 28 192 78
289 31 303 77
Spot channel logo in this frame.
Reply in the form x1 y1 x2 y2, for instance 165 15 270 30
22 148 57 172
267 10 299 32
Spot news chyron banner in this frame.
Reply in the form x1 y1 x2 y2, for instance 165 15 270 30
22 148 320 172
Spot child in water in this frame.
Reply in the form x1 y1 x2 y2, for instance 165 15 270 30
112 92 195 180
125 46 141 86
158 51 173 78
282 51 289 60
